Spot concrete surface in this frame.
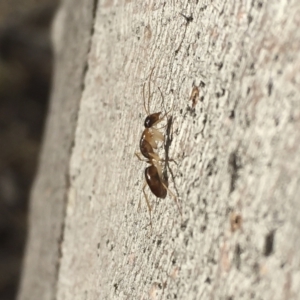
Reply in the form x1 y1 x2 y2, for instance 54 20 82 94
19 1 300 300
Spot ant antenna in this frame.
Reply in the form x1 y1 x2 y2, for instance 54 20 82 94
161 181 182 219
157 86 167 114
143 67 155 115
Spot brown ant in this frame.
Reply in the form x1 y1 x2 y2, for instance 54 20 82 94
135 68 181 227
139 68 169 161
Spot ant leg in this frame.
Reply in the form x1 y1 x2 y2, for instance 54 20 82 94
161 181 182 220
142 181 152 228
156 123 168 130
161 158 178 165
135 152 148 162
135 151 161 162
149 152 161 162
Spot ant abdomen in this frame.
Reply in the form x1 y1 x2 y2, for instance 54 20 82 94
145 165 167 199
144 112 162 128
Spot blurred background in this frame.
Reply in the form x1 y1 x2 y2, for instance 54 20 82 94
0 1 59 299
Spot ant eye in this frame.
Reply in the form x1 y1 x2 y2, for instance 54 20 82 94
144 117 151 128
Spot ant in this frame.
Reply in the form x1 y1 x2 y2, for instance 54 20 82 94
135 68 181 227
139 68 169 162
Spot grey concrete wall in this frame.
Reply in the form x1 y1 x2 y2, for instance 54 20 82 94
18 0 97 299
19 1 300 300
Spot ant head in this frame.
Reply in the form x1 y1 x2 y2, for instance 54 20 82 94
144 112 161 128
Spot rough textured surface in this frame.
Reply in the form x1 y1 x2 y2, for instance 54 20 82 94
21 0 300 300
18 0 96 299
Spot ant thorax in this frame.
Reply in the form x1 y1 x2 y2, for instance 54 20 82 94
140 126 164 160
